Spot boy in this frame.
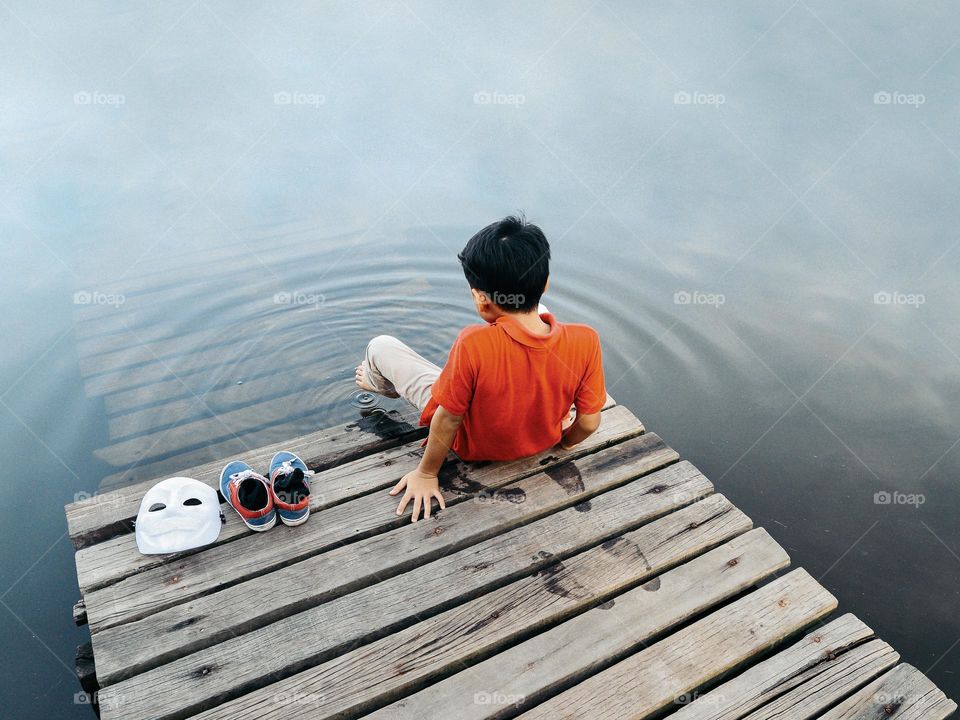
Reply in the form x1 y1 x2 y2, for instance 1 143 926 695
355 215 606 522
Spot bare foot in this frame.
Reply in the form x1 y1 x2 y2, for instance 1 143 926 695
355 363 378 392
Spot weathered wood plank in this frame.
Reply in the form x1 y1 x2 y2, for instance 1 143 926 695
76 438 424 593
368 527 788 720
669 614 899 720
817 663 957 720
75 641 98 696
518 569 837 720
71 394 617 549
98 464 712 704
742 640 899 720
76 266 418 365
103 494 750 720
72 599 86 626
66 405 424 549
90 426 671 665
76 404 628 596
83 408 637 633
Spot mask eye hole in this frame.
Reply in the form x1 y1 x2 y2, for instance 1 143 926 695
182 498 202 506
148 503 167 512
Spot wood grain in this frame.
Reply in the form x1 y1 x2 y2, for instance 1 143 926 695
101 495 749 720
518 569 837 720
368 527 788 720
818 663 957 720
92 430 679 684
66 404 425 549
84 409 645 635
670 614 899 720
75 402 630 595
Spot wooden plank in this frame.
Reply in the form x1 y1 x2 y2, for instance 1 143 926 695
97 463 718 711
92 450 698 687
91 424 672 682
72 599 86 626
369 527 788 720
73 226 344 322
72 228 404 326
84 410 644 633
100 493 750 720
65 404 425 549
76 437 425 593
518 569 837 720
741 640 899 720
818 663 957 720
101 361 317 416
75 402 629 596
75 641 98 696
669 614 899 720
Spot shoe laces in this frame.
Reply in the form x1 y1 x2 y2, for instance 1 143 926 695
229 468 263 488
276 460 315 480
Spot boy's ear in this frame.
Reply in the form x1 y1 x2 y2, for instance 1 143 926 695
471 288 489 308
543 276 549 294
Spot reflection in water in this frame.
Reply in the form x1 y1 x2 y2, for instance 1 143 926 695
1 1 959 717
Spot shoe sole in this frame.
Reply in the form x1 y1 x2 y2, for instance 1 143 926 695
278 510 309 527
245 513 277 531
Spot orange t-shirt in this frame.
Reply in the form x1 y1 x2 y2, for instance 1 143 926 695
420 312 606 462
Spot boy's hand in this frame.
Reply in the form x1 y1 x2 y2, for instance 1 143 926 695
390 468 446 522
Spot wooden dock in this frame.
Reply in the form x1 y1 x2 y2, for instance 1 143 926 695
65 399 956 719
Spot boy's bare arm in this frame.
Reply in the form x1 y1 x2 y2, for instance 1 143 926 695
560 410 601 450
390 405 462 522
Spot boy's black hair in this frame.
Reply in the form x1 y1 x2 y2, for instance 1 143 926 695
457 215 550 313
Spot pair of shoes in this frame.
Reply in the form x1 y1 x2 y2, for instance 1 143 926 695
219 451 313 531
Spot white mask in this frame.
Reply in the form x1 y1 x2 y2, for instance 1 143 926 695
135 477 223 555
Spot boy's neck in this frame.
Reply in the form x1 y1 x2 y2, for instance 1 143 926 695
496 308 551 336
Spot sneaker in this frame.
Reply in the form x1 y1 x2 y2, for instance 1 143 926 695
219 460 276 532
269 451 313 526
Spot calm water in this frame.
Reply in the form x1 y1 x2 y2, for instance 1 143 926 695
3 1 959 716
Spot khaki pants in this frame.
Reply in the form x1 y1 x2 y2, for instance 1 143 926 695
363 324 577 430
363 335 441 414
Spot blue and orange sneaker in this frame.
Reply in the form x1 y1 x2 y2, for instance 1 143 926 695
269 451 312 526
219 461 276 531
